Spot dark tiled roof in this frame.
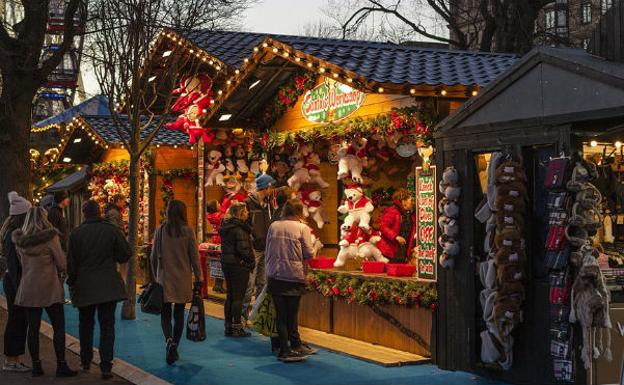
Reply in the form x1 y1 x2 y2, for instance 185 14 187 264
81 115 189 146
178 30 518 87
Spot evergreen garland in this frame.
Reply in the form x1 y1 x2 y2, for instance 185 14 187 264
260 70 317 129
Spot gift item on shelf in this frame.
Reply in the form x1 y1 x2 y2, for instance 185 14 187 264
438 166 461 268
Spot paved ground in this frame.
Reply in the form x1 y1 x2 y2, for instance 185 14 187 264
0 308 130 385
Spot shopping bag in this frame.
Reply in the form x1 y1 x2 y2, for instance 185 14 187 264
251 287 278 337
186 289 206 341
137 283 163 315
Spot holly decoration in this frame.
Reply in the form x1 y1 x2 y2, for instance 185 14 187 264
267 101 437 149
307 270 437 309
261 70 317 129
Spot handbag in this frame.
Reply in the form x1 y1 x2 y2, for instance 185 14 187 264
186 287 206 341
251 287 278 337
138 282 163 315
544 157 569 190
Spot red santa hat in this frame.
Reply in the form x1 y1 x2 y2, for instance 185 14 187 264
345 184 363 194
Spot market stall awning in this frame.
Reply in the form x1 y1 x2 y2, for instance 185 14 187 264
435 46 624 138
46 167 87 193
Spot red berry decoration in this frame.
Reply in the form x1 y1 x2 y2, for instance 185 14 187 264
429 303 437 312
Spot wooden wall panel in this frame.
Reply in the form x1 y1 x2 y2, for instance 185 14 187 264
299 291 332 333
101 148 129 162
154 147 197 229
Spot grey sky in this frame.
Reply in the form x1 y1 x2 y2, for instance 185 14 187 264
243 0 326 35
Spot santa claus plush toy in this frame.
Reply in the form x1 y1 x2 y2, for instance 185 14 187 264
205 150 225 187
171 74 213 113
337 138 368 183
338 184 374 231
299 188 328 229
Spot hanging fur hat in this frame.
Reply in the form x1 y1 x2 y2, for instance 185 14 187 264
443 218 459 238
496 264 524 286
440 252 455 269
495 160 526 184
494 227 523 249
495 194 526 214
441 166 459 186
497 181 528 199
495 211 525 231
495 247 526 266
565 222 589 248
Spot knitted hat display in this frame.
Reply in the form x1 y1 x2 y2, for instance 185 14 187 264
8 191 32 216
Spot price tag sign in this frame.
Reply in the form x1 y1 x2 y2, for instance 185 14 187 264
415 166 437 282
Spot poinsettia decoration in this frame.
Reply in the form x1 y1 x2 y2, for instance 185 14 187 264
268 100 437 149
307 270 437 310
261 70 317 129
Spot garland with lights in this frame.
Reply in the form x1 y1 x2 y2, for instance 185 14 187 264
307 270 437 309
260 70 317 129
155 168 197 219
267 101 437 148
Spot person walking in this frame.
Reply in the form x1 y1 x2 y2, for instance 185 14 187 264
12 207 77 377
0 192 31 372
376 189 416 263
150 200 202 365
67 200 131 380
242 173 276 318
218 202 254 338
265 199 318 362
47 191 70 250
104 194 126 231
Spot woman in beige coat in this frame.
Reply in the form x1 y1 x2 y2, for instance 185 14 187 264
150 200 202 365
13 207 77 378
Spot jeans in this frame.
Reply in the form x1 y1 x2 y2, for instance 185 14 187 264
222 263 250 325
25 303 66 363
3 276 27 357
242 250 266 317
78 301 117 372
272 294 302 354
161 303 185 344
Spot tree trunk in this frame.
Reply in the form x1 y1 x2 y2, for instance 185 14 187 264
121 154 141 320
0 79 36 219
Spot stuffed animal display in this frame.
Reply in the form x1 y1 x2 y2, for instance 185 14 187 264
438 166 461 268
334 226 388 268
336 138 368 183
166 74 215 144
205 150 226 187
338 185 374 231
299 188 328 229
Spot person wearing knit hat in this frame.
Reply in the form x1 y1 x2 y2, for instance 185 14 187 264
0 192 31 372
47 191 70 251
242 172 276 322
67 199 131 379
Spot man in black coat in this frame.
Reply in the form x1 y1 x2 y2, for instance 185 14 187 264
67 200 131 380
47 191 70 250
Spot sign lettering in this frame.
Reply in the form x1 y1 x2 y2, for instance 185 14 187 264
301 79 365 123
416 166 437 282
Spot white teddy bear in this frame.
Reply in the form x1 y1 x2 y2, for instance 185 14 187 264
299 188 328 229
337 185 374 231
287 154 312 191
337 138 368 183
334 225 388 267
204 150 226 187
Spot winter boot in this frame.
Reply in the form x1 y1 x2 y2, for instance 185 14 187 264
166 339 178 365
224 321 233 336
31 360 44 377
56 360 78 377
230 323 251 338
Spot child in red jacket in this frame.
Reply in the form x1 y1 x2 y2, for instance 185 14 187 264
375 189 416 263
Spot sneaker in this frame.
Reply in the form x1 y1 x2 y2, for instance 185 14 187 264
293 344 319 356
3 362 30 372
278 351 306 363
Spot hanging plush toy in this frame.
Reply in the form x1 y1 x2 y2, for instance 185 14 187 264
299 188 328 229
220 172 247 214
167 74 215 144
300 144 330 188
337 138 368 183
287 153 312 191
205 150 226 187
338 184 374 231
234 146 249 175
271 153 291 187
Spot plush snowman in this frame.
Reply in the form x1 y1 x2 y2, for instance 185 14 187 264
205 150 226 187
337 184 374 231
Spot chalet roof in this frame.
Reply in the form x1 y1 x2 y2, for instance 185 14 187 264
435 46 624 137
178 29 518 88
81 115 188 146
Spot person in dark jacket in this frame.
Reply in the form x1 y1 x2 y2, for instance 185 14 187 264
242 173 276 318
47 191 70 251
104 194 125 231
218 202 255 337
67 200 131 380
0 192 31 372
13 207 77 378
150 200 202 365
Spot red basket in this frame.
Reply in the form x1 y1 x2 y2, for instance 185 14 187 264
361 261 386 274
386 263 416 277
308 257 336 269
